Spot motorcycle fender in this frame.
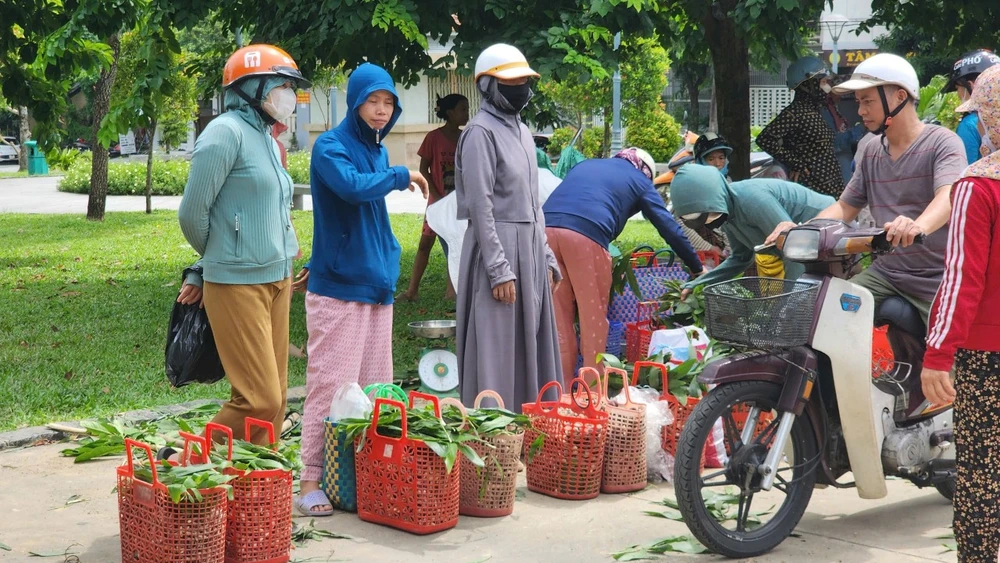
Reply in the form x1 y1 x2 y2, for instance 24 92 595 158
811 278 889 499
699 348 818 416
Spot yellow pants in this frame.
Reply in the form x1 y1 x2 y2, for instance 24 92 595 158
755 254 785 279
203 278 291 445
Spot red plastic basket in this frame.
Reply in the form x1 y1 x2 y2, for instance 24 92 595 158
872 326 894 377
203 419 293 563
118 435 228 563
354 391 460 535
522 378 609 500
625 301 663 363
697 250 723 269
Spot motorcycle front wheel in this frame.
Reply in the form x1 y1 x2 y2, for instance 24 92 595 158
673 381 820 558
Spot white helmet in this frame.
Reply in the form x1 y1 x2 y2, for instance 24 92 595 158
833 53 920 99
474 44 540 81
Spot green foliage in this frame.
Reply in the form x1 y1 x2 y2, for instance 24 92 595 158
286 151 311 184
625 108 682 162
918 75 963 130
59 157 190 196
177 14 238 102
547 127 576 156
44 147 85 171
580 127 606 159
133 461 236 504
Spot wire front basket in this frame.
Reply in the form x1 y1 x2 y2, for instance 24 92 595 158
703 277 820 349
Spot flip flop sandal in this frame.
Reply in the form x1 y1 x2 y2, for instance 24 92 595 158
294 489 335 517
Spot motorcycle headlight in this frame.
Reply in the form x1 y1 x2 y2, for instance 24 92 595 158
782 229 821 261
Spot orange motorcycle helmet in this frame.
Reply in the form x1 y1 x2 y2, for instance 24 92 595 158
222 44 311 89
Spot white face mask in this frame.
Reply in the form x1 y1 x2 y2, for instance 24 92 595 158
820 82 833 94
262 87 296 121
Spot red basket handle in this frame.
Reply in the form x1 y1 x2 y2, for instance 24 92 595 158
179 431 209 466
632 361 670 398
603 366 634 407
568 376 602 417
124 438 158 485
203 422 233 461
474 390 505 410
408 390 442 418
245 417 276 448
534 381 564 413
368 398 407 465
575 367 603 409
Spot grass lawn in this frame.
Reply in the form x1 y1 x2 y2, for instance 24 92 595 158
0 209 661 431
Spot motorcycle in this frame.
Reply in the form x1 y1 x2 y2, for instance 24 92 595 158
672 219 955 558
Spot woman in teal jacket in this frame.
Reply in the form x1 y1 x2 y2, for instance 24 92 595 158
293 63 428 516
670 164 835 296
177 45 309 446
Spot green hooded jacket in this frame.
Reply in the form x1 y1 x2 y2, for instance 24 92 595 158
670 164 835 289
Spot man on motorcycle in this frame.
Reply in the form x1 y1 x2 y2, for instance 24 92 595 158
944 49 1000 165
767 53 967 326
672 164 835 298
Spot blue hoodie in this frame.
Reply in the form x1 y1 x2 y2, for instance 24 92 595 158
307 63 411 305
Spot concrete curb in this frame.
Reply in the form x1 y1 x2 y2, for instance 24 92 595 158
0 386 307 451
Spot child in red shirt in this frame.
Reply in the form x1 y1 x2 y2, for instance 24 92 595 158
921 63 1000 563
399 94 469 301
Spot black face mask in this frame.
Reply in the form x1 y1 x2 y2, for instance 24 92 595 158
497 83 531 112
706 214 728 229
682 214 708 230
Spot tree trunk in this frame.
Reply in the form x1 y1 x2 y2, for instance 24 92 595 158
704 15 750 180
87 33 121 222
18 106 30 172
686 81 701 132
145 121 156 214
603 107 611 158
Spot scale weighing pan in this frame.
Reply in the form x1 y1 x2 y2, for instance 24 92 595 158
408 320 457 339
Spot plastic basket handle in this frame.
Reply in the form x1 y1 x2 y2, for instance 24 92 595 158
369 398 406 464
474 390 505 410
364 382 407 403
632 361 671 398
568 376 602 417
653 249 676 267
575 367 603 409
203 422 233 461
245 417 276 448
439 397 469 429
124 438 158 485
179 431 209 466
534 380 564 413
603 366 634 407
408 390 442 418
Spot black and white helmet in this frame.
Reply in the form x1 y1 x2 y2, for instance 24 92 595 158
945 49 1000 92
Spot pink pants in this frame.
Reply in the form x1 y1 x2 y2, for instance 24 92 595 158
546 228 612 386
300 292 394 482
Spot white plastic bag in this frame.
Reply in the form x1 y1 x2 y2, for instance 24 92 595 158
424 169 563 290
328 383 373 422
647 326 710 364
614 386 675 482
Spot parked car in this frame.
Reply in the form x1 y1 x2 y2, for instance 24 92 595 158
0 136 19 163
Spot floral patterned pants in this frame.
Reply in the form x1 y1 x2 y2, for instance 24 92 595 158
953 349 1000 562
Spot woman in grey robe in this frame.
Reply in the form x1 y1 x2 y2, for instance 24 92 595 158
455 44 562 412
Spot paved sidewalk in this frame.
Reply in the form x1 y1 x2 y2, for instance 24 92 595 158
0 176 430 215
0 442 955 562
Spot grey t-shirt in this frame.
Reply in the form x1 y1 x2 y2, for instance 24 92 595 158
841 124 967 302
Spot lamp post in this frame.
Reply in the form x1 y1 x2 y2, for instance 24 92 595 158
329 87 338 131
821 14 850 74
610 32 623 153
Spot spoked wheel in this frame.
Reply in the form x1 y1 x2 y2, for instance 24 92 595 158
673 381 820 558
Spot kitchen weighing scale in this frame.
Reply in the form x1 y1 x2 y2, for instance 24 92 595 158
407 320 460 398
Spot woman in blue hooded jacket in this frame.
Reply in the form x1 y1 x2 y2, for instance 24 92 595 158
294 63 428 516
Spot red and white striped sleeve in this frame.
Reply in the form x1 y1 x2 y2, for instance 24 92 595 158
924 178 994 371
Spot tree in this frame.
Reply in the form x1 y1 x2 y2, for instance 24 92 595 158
865 1 1000 63
873 26 953 83
309 64 349 130
87 33 122 221
650 0 828 180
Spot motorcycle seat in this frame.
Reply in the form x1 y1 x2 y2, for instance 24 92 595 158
874 296 925 339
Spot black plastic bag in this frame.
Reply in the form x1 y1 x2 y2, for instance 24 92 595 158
165 269 225 387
